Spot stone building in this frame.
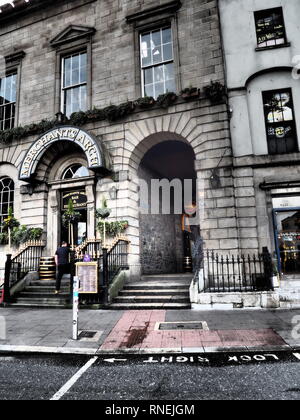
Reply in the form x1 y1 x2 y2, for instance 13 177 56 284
219 0 300 280
0 0 237 282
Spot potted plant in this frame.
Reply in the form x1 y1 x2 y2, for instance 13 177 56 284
156 92 178 109
97 220 128 238
135 96 156 109
2 207 20 249
96 199 111 246
62 199 81 249
204 81 226 104
181 87 200 101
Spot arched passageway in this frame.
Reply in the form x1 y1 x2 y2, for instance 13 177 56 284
138 140 198 274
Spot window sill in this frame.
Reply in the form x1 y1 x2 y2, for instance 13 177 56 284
255 42 291 52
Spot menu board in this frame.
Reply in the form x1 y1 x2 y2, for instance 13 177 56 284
76 262 98 294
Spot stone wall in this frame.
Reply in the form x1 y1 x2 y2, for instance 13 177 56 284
0 0 247 278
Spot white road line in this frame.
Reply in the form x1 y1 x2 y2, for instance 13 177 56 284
50 356 98 401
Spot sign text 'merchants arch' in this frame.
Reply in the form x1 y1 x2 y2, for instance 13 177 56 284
19 126 109 181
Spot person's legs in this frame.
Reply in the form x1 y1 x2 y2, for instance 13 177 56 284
56 265 64 292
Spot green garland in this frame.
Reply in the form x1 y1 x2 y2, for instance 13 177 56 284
0 84 225 145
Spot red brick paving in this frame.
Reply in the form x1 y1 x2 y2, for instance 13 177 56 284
100 310 287 351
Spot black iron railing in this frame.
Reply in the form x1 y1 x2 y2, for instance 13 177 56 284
202 248 274 293
72 237 130 306
3 241 45 303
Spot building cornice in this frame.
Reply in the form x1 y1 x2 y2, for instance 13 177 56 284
126 0 182 24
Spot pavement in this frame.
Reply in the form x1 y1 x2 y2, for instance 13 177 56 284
0 307 300 355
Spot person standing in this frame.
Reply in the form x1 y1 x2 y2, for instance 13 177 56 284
54 241 70 294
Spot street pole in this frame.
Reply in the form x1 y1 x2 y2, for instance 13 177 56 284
73 276 79 340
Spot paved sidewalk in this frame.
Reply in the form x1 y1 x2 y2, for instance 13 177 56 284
0 307 299 355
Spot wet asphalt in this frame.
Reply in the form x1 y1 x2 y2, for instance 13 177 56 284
0 352 300 401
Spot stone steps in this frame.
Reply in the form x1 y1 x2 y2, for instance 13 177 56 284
112 273 192 309
110 303 192 310
119 289 189 297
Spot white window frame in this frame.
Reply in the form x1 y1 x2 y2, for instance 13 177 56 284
60 51 88 117
0 72 17 131
140 26 175 98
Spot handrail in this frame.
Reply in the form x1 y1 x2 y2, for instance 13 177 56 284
3 241 45 303
75 238 102 260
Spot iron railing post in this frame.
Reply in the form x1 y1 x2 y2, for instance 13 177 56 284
102 247 109 305
262 247 274 291
4 254 12 303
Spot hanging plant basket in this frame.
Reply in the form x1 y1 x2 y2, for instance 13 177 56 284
96 199 111 220
204 81 226 104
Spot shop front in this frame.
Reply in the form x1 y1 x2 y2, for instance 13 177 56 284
273 195 300 275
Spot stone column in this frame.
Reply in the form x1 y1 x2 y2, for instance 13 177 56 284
86 184 96 239
47 188 60 256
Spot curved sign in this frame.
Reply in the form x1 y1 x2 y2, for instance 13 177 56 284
19 126 107 181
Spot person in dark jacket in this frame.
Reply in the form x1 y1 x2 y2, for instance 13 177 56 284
54 241 70 294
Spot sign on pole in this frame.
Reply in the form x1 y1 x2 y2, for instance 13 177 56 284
73 276 79 340
76 262 98 294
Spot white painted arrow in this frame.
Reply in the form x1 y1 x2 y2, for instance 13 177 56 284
293 353 300 361
104 358 128 363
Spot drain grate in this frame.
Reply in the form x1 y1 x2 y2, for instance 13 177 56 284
78 331 97 339
156 321 209 331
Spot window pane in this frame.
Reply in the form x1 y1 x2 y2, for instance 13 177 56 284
64 57 72 87
152 30 162 48
79 53 87 84
144 84 154 98
65 90 73 117
80 85 87 111
164 63 174 80
154 66 164 83
163 44 173 61
154 82 165 98
144 68 153 85
162 28 172 44
152 46 162 64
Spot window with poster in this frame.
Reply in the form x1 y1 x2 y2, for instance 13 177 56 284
263 89 299 155
263 89 298 155
273 196 300 274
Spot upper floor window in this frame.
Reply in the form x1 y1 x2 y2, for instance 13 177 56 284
0 177 14 230
61 52 87 118
263 89 298 155
140 27 176 99
255 8 287 49
0 72 17 131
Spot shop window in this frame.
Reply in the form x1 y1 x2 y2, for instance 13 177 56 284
140 27 176 98
0 177 14 230
263 89 298 155
62 164 89 179
274 206 300 274
0 72 17 131
61 52 87 118
255 8 287 49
